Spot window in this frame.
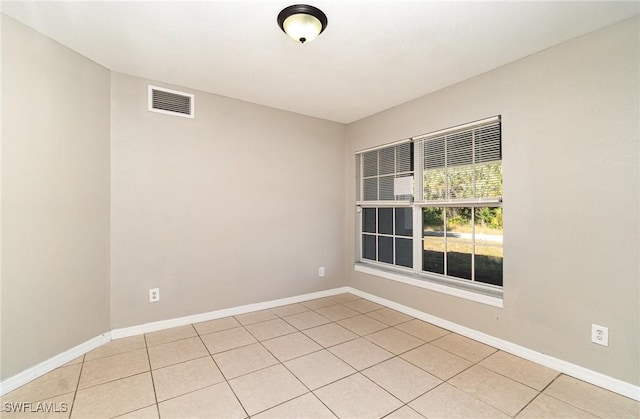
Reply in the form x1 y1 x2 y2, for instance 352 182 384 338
357 141 415 270
356 116 503 292
362 207 413 268
416 118 503 287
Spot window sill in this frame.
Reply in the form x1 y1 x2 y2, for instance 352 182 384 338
353 263 504 308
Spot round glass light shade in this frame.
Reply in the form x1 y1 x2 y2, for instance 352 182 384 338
283 13 322 43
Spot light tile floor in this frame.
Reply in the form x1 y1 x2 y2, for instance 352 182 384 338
2 294 639 418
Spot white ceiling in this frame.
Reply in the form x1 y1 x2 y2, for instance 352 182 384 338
2 1 638 123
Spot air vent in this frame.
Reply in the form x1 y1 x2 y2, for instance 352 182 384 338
148 85 194 118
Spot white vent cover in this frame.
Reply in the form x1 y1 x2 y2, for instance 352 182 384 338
148 85 194 118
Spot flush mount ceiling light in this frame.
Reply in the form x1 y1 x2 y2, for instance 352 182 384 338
277 4 328 44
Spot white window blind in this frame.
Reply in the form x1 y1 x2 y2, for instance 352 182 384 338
415 117 501 203
357 141 413 203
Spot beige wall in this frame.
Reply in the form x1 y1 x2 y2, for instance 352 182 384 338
1 15 111 379
110 72 346 328
344 17 639 385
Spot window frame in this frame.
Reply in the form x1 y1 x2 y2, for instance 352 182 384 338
355 116 503 306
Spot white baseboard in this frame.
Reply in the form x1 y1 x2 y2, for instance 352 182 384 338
346 287 640 402
0 333 111 396
111 287 350 339
3 285 638 403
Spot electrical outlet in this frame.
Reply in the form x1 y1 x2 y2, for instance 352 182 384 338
149 288 160 303
591 324 608 346
318 267 325 277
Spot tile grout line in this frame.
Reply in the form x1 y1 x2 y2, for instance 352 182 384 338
213 300 390 417
476 351 561 394
320 344 441 412
66 354 85 419
283 311 422 399
300 329 359 350
142 334 161 419
429 333 499 363
208 319 334 381
304 302 436 417
4 361 87 408
154 310 452 419
251 337 341 417
363 356 449 408
194 323 250 418
133 311 322 414
243 321 300 343
357 365 408 413
512 390 543 418
270 310 420 418
64 371 150 394
440 351 536 418
539 372 562 394
535 375 604 418
440 345 561 417
257 299 360 416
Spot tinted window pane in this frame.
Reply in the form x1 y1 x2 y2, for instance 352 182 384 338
363 208 376 233
474 207 503 286
445 207 472 235
423 207 445 274
362 234 376 260
395 208 413 237
423 239 444 274
447 243 472 280
378 208 393 235
445 207 472 279
378 236 394 264
475 253 503 286
395 238 413 268
423 207 444 236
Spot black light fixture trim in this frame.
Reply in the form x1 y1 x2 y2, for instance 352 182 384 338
277 4 328 43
